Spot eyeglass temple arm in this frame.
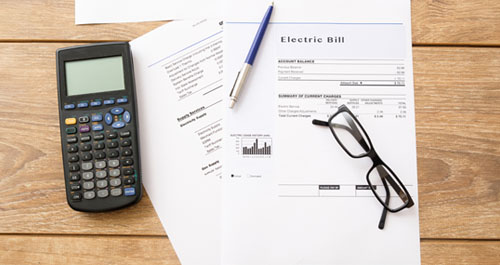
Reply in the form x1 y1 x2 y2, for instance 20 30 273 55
378 175 390 230
312 119 370 152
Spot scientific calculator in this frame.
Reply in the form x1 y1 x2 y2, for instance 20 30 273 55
56 42 142 212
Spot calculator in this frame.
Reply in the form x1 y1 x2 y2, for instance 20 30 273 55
56 42 142 212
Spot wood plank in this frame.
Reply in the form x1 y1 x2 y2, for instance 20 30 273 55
0 235 180 265
412 0 500 45
413 47 500 239
420 240 500 265
0 235 498 265
0 44 498 238
0 0 499 45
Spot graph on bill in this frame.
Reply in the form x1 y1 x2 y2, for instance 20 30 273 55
241 137 272 156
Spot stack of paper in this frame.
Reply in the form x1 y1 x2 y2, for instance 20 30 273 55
125 1 420 264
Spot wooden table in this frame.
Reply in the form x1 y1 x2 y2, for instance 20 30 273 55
0 1 498 264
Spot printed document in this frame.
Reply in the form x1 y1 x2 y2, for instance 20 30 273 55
75 0 221 24
130 19 223 265
223 0 420 264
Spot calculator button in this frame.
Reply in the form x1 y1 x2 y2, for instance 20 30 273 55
66 127 77 134
81 144 92 151
70 174 81 181
124 168 134 175
79 125 90 133
68 146 78 155
69 164 80 172
91 114 103 122
122 158 134 166
92 124 104 131
82 172 94 180
124 187 136 196
96 180 108 189
109 169 120 177
110 178 121 187
123 111 131 123
108 150 119 158
94 134 104 140
108 160 119 168
117 98 128 104
97 189 109 198
82 162 93 171
78 116 90 123
120 131 131 138
83 191 96 200
121 139 131 147
68 155 79 163
77 102 89 108
67 137 77 144
104 99 115 105
107 141 119 148
110 107 124 115
94 142 105 150
68 145 78 153
111 188 122 197
81 135 91 142
124 178 135 185
112 121 125 129
96 170 107 179
95 161 106 169
83 181 94 190
105 113 113 125
90 101 102 107
64 104 75 110
82 153 93 161
70 184 81 191
107 132 118 139
65 117 77 125
72 193 82 201
95 152 106 159
122 149 133 156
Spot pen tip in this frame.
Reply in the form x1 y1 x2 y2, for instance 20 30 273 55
271 1 274 6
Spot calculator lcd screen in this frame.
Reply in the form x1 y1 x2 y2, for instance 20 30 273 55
65 56 125 96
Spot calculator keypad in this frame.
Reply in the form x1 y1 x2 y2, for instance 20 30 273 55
63 101 138 204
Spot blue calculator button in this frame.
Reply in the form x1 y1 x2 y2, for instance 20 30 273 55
105 113 113 125
90 101 102 107
92 124 104 131
91 114 103 122
123 111 131 123
64 104 75 110
117 98 128 104
110 107 124 115
103 99 115 105
77 102 89 108
124 187 135 196
112 121 125 129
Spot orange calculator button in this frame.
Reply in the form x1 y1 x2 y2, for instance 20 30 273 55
65 117 77 125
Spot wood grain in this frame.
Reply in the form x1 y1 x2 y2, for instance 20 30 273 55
0 235 498 265
0 0 499 45
412 0 500 45
413 47 500 239
0 235 180 265
0 43 498 239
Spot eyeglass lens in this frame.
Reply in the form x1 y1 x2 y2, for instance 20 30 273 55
329 111 371 156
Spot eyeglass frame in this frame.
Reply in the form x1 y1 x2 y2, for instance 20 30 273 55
312 104 414 229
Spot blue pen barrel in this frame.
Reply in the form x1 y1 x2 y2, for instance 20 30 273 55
245 4 274 65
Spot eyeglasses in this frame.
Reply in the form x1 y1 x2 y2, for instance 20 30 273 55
312 104 414 229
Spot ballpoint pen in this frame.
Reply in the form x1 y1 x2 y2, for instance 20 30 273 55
229 2 274 109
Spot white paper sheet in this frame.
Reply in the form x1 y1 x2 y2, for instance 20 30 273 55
130 19 223 265
222 1 420 264
75 0 222 24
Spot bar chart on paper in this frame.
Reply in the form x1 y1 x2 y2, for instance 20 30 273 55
242 137 272 155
